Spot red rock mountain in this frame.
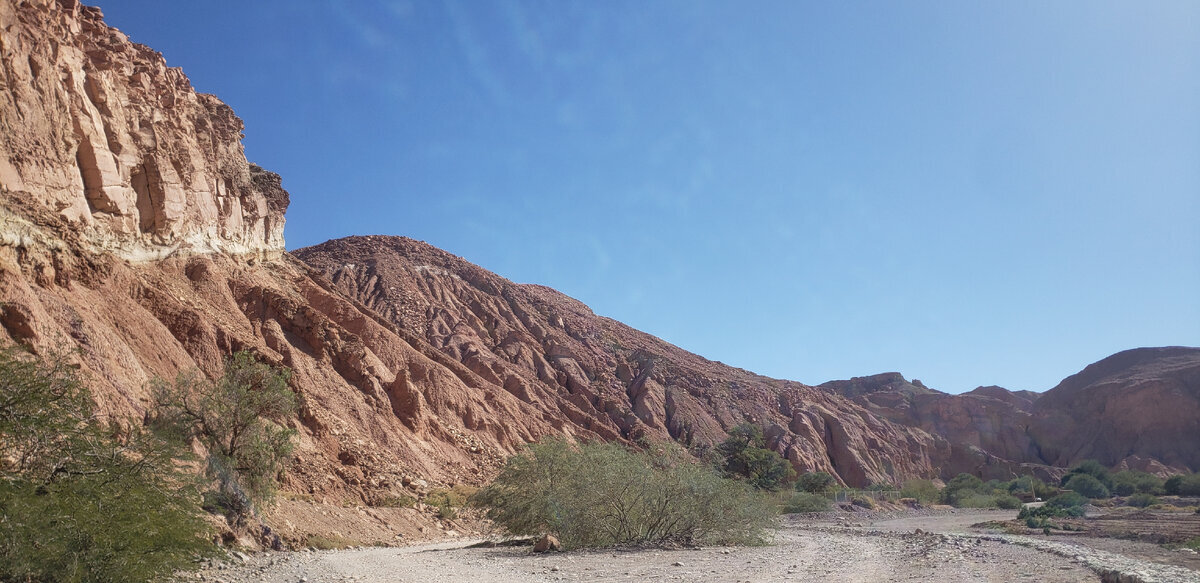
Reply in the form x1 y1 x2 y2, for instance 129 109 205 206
820 347 1200 477
0 1 1195 541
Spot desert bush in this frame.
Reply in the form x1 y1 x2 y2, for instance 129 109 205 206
0 347 213 582
427 484 478 508
304 533 357 550
899 479 940 503
473 439 776 549
1063 473 1110 499
1005 475 1054 500
1046 491 1088 510
1061 460 1112 489
1126 493 1159 508
427 485 477 519
715 424 796 491
940 473 985 506
955 494 1000 508
1164 474 1200 496
782 492 831 513
796 471 837 494
152 351 297 521
1020 491 1088 520
993 494 1023 509
850 495 876 509
1111 471 1164 496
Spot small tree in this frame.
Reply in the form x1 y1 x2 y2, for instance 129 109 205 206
153 351 297 521
715 423 796 491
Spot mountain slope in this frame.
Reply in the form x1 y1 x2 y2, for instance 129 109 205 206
1028 347 1200 472
294 235 1050 485
820 348 1200 476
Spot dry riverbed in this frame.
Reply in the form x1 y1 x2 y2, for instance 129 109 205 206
182 509 1200 583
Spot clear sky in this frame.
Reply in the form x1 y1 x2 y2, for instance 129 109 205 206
94 1 1199 393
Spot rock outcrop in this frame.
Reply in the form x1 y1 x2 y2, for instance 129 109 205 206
821 348 1200 477
0 0 286 262
1027 347 1200 473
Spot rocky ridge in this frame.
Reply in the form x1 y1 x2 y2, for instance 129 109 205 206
295 236 1040 485
820 347 1200 476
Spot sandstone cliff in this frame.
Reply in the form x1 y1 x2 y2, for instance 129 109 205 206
0 0 286 262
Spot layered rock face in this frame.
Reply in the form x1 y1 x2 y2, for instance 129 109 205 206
0 0 540 510
295 236 982 487
0 0 286 261
821 374 1057 482
1028 347 1200 473
822 349 1200 477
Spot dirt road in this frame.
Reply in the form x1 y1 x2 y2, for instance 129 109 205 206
184 510 1200 583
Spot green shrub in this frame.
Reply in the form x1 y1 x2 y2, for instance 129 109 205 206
940 473 987 506
796 471 837 494
1164 474 1200 496
304 533 357 550
1061 460 1112 489
1063 473 1110 499
715 424 796 491
1126 493 1159 508
1020 491 1088 520
1005 476 1054 500
372 494 417 508
955 494 1000 508
994 494 1023 509
899 479 940 503
0 347 214 582
472 439 776 549
782 492 831 513
1111 471 1164 496
850 495 876 509
427 484 478 508
152 351 297 521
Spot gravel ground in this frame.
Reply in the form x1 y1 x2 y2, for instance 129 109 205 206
179 509 1108 583
175 508 1200 583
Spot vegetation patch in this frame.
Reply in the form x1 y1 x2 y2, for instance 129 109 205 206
303 533 359 550
473 439 775 549
782 492 832 513
0 347 216 582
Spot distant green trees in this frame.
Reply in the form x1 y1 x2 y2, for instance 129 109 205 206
1164 473 1200 496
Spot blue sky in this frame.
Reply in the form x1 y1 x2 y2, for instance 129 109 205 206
95 1 1199 393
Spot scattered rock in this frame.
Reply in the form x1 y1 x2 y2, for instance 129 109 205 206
533 534 562 553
